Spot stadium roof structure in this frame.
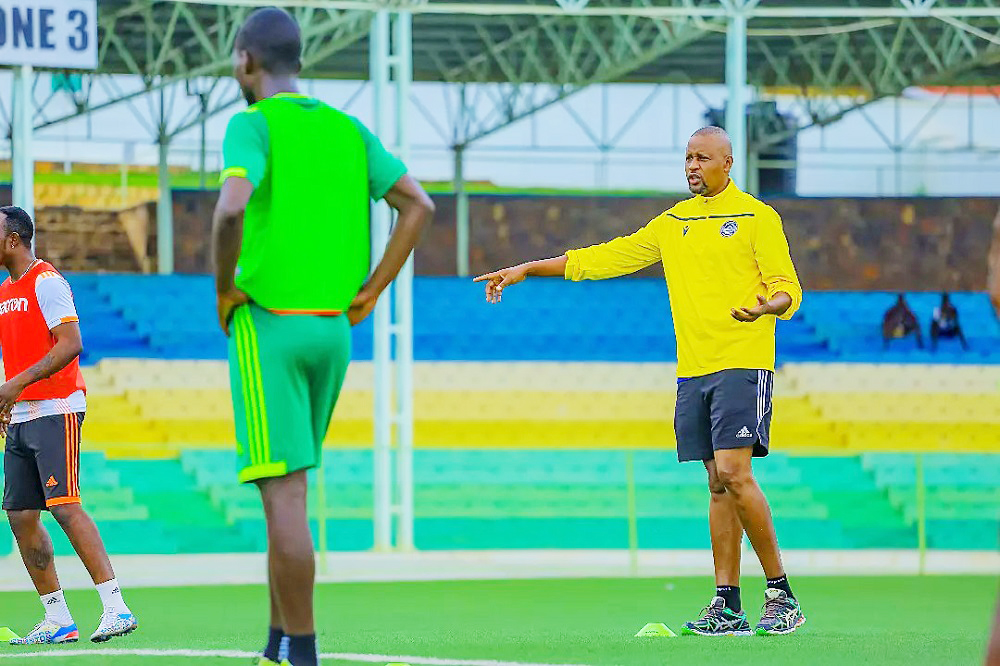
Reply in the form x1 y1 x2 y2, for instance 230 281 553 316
33 0 1000 150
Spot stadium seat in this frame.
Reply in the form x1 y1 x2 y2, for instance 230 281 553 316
4 276 995 554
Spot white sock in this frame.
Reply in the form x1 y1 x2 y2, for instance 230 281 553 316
40 589 74 626
95 578 130 615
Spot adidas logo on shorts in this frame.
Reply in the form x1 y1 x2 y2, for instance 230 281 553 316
736 426 753 438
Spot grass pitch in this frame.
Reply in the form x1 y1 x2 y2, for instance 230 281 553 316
0 575 994 665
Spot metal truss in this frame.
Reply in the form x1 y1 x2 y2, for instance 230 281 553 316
751 6 1000 149
29 1 372 137
410 0 1000 150
190 0 1000 19
16 0 1000 158
428 0 728 146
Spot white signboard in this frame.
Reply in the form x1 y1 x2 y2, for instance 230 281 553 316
0 0 97 69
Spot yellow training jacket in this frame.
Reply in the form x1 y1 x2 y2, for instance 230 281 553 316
564 180 802 377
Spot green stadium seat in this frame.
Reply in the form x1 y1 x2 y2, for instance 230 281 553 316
2 446 994 553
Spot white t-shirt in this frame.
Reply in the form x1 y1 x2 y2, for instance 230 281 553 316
9 266 87 424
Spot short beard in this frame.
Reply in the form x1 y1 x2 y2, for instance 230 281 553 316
688 182 708 195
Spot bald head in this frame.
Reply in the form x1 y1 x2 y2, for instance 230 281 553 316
691 126 733 156
235 7 302 75
685 126 734 196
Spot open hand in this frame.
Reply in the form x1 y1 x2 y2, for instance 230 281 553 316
216 288 250 336
473 264 530 303
731 294 772 322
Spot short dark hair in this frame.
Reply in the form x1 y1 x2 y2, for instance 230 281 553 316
0 206 33 245
235 7 302 75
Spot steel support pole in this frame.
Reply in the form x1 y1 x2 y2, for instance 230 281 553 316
157 136 174 274
454 146 470 277
746 147 759 196
369 9 394 552
12 65 35 250
199 94 208 189
725 8 748 190
392 10 415 552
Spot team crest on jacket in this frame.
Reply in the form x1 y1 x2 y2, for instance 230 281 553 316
720 220 738 237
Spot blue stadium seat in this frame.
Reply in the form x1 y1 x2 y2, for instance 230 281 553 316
58 276 999 364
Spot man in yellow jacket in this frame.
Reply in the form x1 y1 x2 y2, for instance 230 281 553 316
476 126 805 637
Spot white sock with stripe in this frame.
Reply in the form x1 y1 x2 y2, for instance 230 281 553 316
40 589 74 626
95 578 131 615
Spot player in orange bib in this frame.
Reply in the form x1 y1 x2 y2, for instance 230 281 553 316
0 206 137 645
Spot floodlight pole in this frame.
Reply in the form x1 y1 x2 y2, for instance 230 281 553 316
455 85 470 277
725 4 749 191
12 65 35 250
157 134 174 274
370 8 416 552
157 85 175 275
392 10 415 552
370 8 394 552
199 94 209 189
454 145 469 276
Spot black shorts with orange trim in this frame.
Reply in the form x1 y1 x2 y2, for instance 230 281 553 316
2 412 84 511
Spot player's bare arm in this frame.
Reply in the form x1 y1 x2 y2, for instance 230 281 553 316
730 291 792 323
474 255 569 304
212 176 254 335
348 174 434 326
0 321 83 428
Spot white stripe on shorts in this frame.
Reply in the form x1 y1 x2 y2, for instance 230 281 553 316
756 370 772 441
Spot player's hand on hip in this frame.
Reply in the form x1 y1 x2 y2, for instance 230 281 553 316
474 264 529 303
216 288 250 336
731 294 771 322
348 287 379 326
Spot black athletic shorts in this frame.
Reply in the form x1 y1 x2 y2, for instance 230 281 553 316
674 369 772 462
3 413 84 511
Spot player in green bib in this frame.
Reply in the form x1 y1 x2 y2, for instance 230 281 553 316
211 8 434 666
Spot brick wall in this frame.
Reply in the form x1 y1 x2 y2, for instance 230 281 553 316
11 184 998 291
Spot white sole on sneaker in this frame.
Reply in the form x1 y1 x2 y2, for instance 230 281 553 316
91 622 139 643
681 628 753 637
755 614 807 636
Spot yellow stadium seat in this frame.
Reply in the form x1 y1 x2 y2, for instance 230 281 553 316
74 360 1000 454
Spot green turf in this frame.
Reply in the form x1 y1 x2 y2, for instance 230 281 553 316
0 575 994 665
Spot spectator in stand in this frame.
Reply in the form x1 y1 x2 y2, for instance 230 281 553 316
882 293 923 349
930 292 969 352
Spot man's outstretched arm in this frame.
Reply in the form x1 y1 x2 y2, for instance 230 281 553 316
474 256 568 304
474 219 662 303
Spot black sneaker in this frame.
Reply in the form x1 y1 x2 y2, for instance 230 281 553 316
681 596 752 636
755 588 806 635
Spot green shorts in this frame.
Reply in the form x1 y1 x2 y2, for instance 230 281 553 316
228 303 351 484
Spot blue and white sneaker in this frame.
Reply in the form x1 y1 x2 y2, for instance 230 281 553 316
9 619 79 644
90 610 138 643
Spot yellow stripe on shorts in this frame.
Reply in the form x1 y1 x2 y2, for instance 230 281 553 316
235 308 262 466
243 308 271 464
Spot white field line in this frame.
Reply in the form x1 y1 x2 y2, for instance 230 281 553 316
0 647 594 666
